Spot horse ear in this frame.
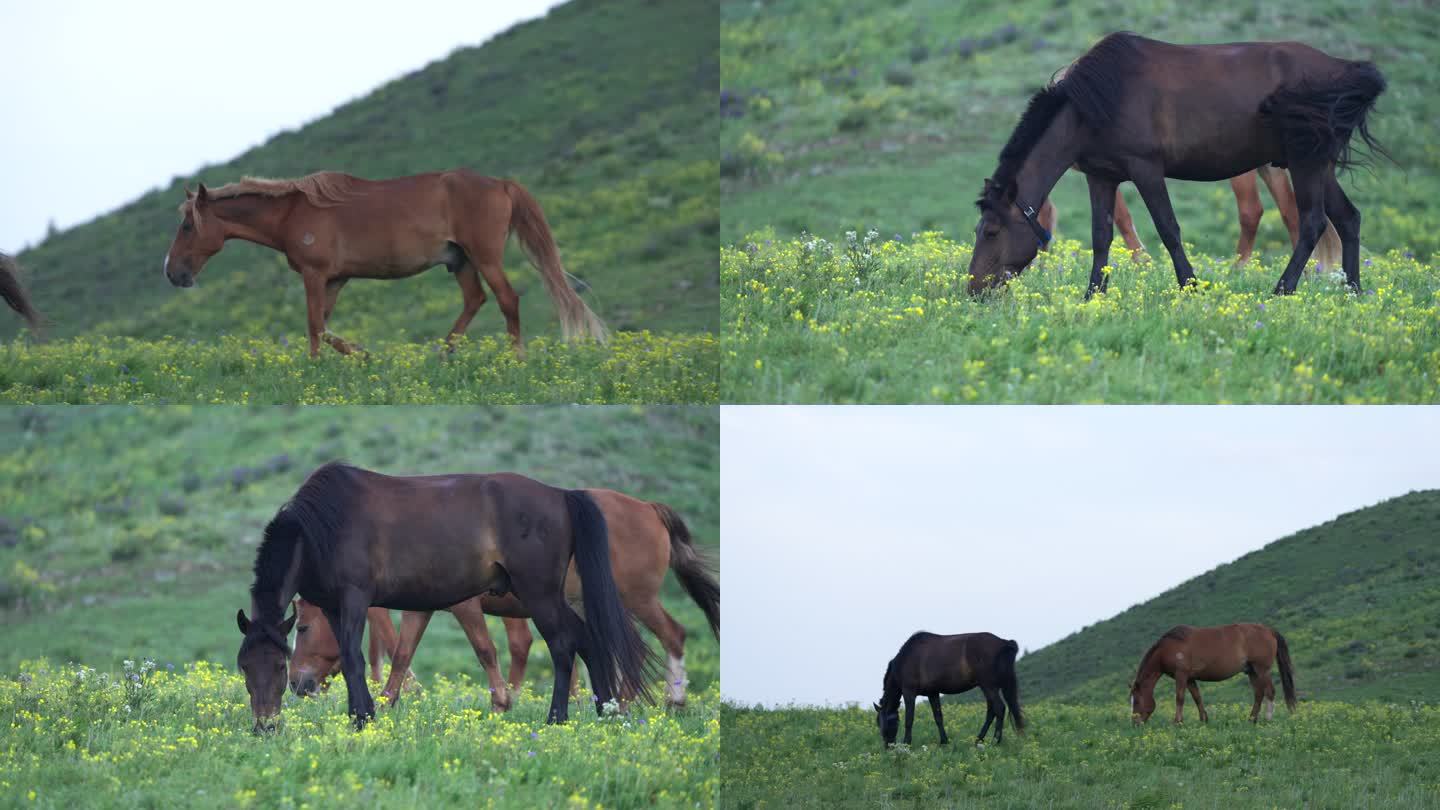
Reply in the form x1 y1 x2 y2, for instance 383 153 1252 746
236 609 250 635
873 702 881 712
281 604 298 635
195 184 210 204
184 185 195 201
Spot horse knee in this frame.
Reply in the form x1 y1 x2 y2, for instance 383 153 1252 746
1238 203 1263 235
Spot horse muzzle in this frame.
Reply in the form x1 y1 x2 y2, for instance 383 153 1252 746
166 270 196 288
291 673 320 697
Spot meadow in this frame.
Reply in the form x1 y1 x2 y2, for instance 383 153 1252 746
721 700 1440 809
723 232 1440 403
0 333 717 404
0 407 719 807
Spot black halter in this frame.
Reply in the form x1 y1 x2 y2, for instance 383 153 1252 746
1016 200 1052 247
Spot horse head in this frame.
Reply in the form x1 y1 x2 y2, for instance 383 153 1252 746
235 604 297 733
967 177 1046 295
164 184 225 288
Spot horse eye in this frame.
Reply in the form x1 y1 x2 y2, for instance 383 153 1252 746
297 625 308 634
181 222 193 233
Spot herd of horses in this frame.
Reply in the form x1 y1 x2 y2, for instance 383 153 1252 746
235 462 718 732
876 622 1296 747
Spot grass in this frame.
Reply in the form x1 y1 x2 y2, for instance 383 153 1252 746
0 406 718 807
722 232 1440 402
4 0 719 403
0 333 717 404
721 701 1440 809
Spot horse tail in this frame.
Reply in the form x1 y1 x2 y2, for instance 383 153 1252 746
503 180 608 343
654 503 719 639
1260 60 1392 172
1273 628 1298 711
996 638 1025 732
566 489 660 705
0 253 43 333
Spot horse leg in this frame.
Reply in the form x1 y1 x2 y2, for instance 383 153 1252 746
1258 165 1302 248
902 691 917 745
444 264 488 349
521 597 586 723
301 272 328 358
474 260 523 350
1114 187 1145 255
975 689 997 743
1272 163 1330 294
328 588 375 728
366 607 389 682
1186 681 1208 723
367 608 416 689
318 277 361 355
1037 199 1057 252
1264 677 1277 721
504 617 533 690
985 686 1007 743
1231 171 1264 265
1247 670 1265 722
448 597 512 711
1172 672 1188 724
1128 166 1197 288
927 693 949 744
1084 174 1120 298
380 610 432 705
631 598 689 707
1323 171 1363 292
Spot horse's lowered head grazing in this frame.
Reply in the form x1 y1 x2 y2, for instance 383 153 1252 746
1129 679 1156 724
873 701 899 747
235 604 297 733
164 185 225 288
967 177 1047 296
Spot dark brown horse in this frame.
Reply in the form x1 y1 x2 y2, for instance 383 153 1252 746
1 253 42 332
164 171 607 356
235 462 657 732
1129 623 1297 725
288 492 718 711
969 32 1388 298
873 632 1024 747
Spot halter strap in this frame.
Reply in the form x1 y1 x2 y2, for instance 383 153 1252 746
1016 200 1052 247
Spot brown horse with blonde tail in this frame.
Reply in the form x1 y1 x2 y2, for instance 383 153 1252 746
163 171 607 357
1129 623 1297 725
1 253 43 332
287 490 719 711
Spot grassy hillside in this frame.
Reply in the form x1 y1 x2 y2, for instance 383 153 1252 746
1017 489 1440 706
721 0 1439 261
6 0 718 343
0 406 719 806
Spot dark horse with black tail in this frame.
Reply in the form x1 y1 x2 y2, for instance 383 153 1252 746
1130 623 1297 725
874 632 1024 747
235 462 659 732
1 253 42 332
969 32 1389 298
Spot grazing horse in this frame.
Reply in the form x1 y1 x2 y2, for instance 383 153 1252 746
873 632 1024 747
1037 165 1343 270
1129 623 1297 725
234 462 658 732
288 493 718 711
968 32 1388 298
163 171 607 357
1 253 42 332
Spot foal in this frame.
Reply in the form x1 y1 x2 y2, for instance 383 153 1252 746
874 631 1024 747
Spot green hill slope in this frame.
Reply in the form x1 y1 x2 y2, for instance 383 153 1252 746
1017 490 1440 706
0 406 719 690
721 0 1439 261
5 0 718 342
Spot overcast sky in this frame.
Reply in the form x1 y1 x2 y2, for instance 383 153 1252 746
0 1 564 251
721 406 1440 708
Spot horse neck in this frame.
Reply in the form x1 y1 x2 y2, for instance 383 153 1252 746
212 194 294 252
1014 103 1082 212
1135 649 1165 693
250 532 303 625
879 662 902 710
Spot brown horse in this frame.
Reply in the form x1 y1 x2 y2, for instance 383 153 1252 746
1129 623 1297 725
1 253 42 332
873 632 1024 747
1037 165 1343 269
969 33 1388 298
164 171 607 357
235 462 658 732
288 491 718 711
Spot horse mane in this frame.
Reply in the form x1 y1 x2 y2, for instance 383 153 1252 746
247 461 362 629
178 171 362 214
979 32 1145 211
882 631 938 704
1132 625 1192 684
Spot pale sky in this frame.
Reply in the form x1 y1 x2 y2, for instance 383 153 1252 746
721 406 1440 708
0 0 564 251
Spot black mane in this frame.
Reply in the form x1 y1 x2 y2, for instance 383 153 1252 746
979 32 1145 211
881 631 940 706
244 461 361 647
